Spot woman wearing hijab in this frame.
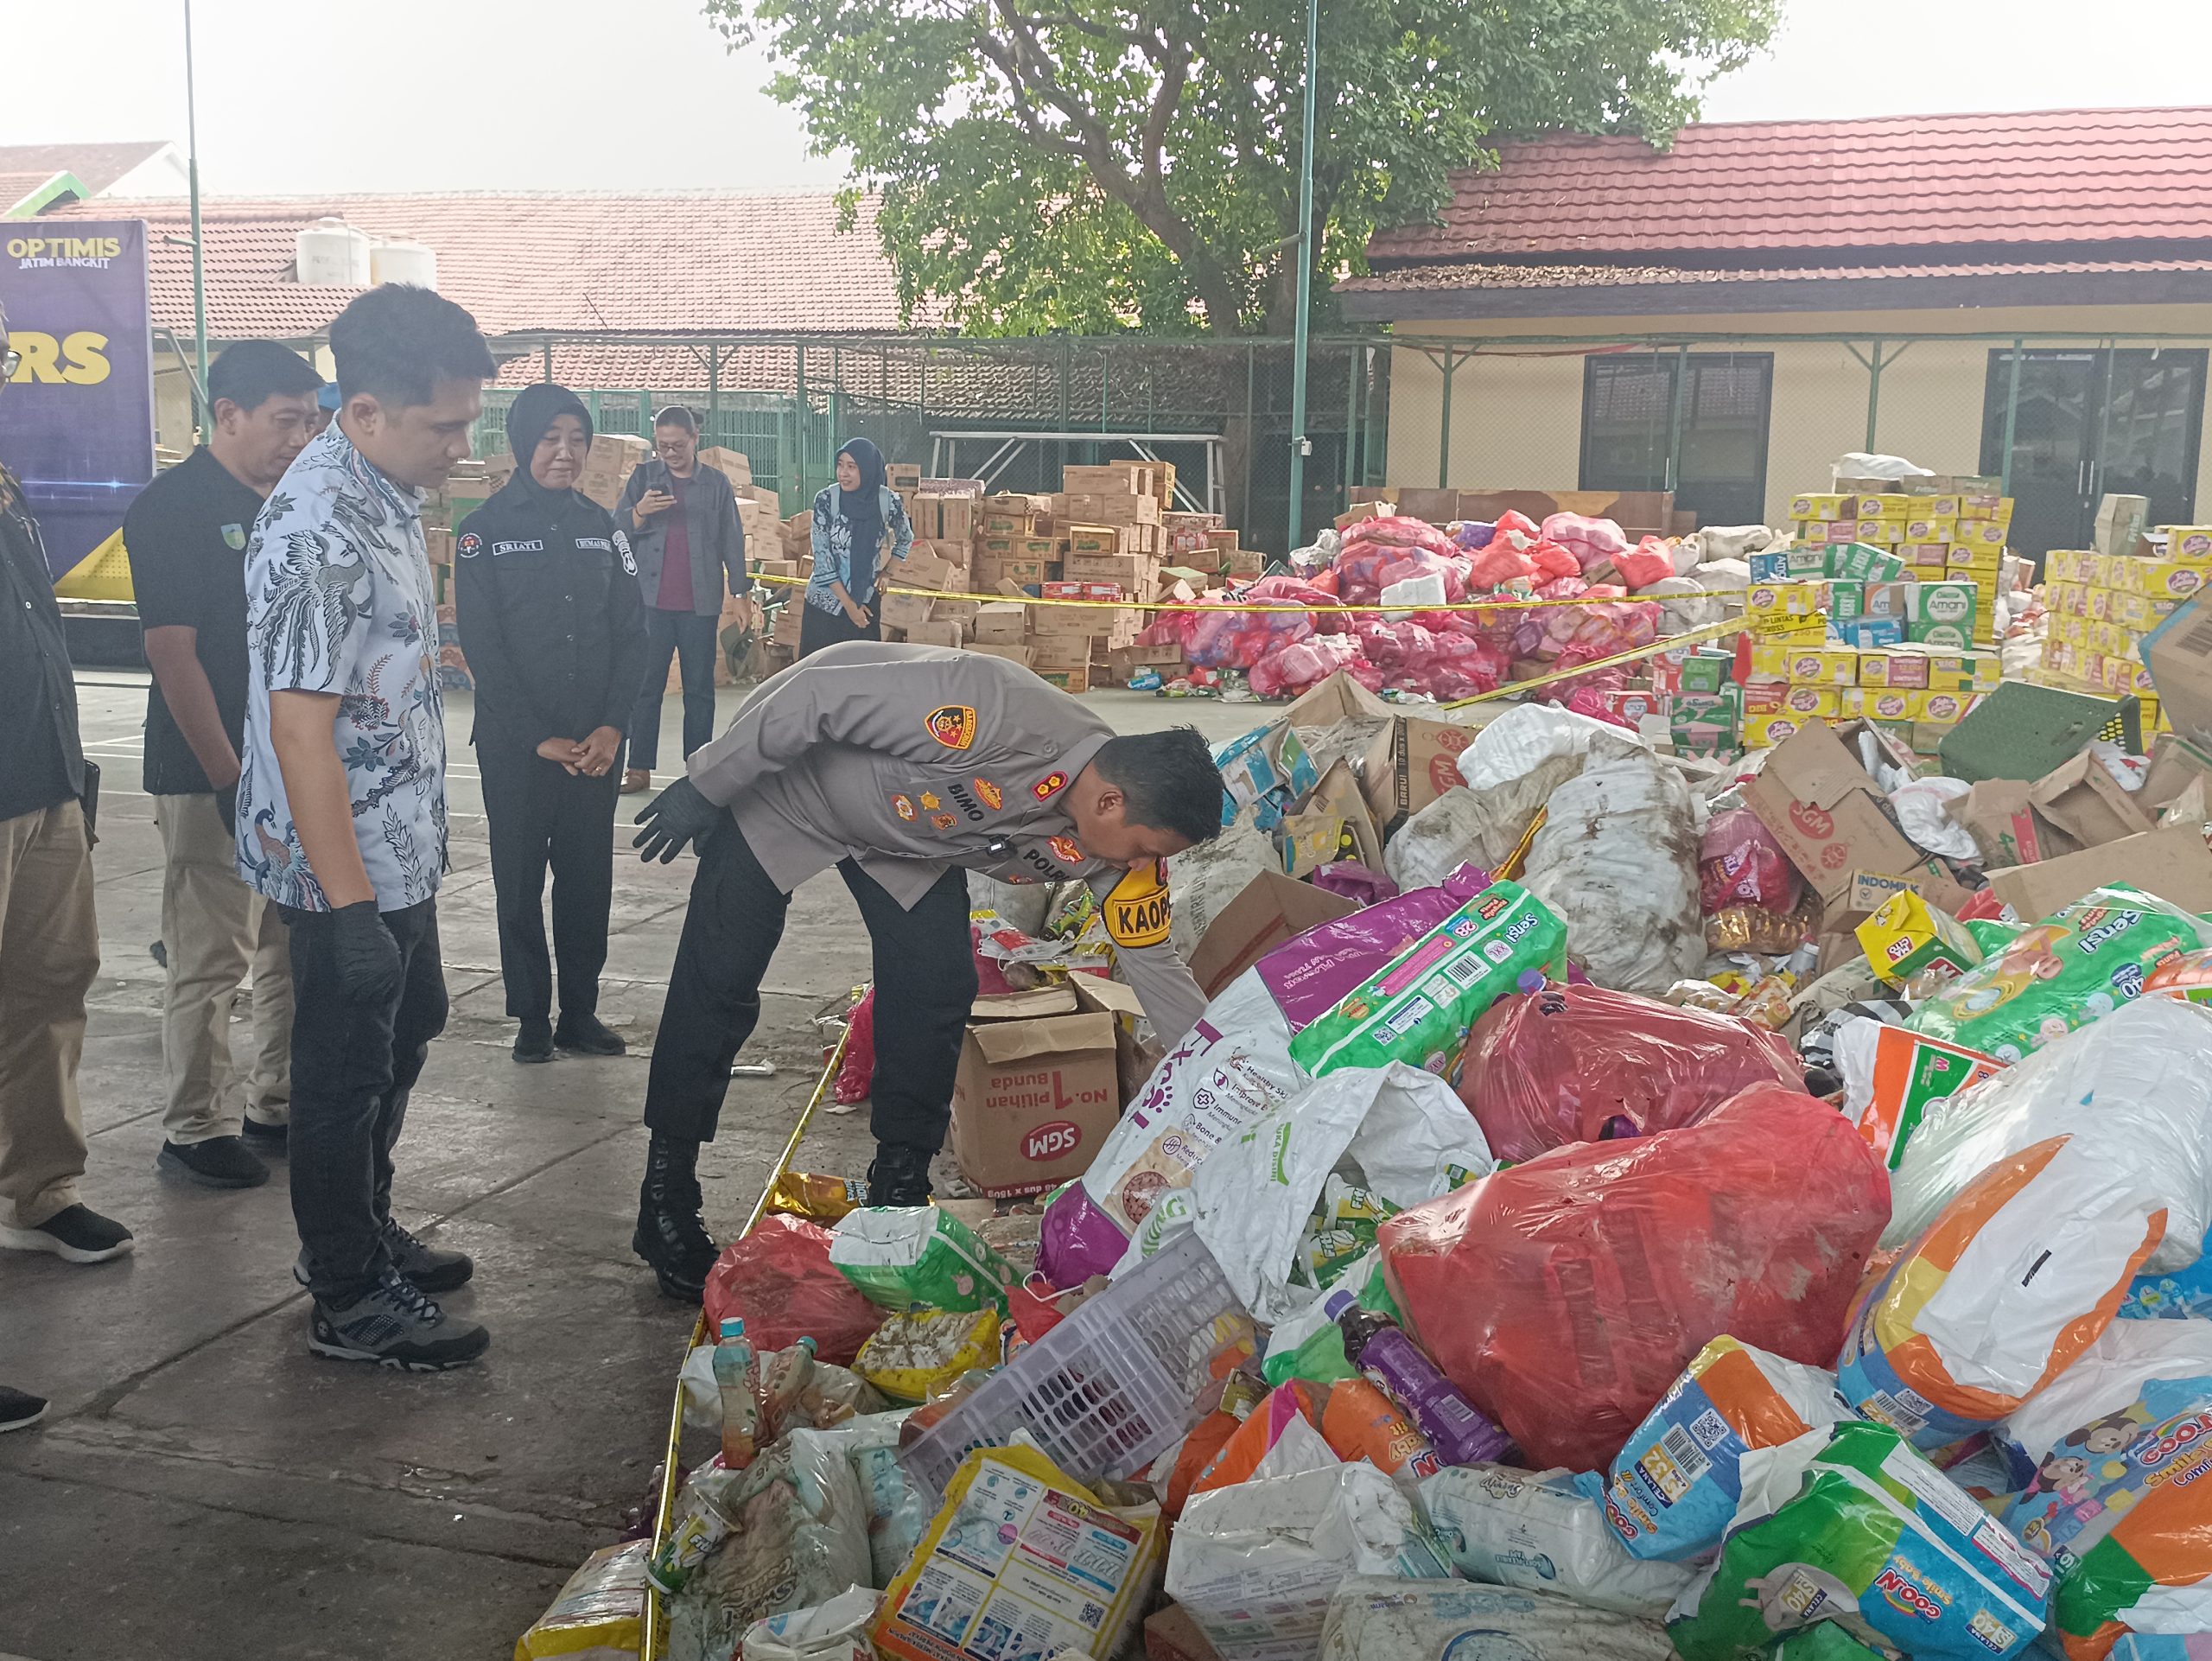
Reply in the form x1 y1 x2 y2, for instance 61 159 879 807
800 436 913 657
454 385 650 1063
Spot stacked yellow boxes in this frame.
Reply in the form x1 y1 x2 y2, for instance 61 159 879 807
1789 485 2011 646
2037 531 2212 733
1741 628 2003 754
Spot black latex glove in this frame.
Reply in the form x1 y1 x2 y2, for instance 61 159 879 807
329 900 404 1004
633 775 721 863
214 785 237 838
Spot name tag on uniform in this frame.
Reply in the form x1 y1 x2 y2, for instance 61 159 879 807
576 536 612 551
491 538 545 556
1103 861 1172 948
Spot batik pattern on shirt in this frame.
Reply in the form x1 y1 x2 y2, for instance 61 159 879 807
235 423 448 912
805 483 913 614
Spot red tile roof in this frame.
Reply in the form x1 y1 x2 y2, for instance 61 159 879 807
1367 107 2212 264
41 191 914 343
0 142 172 197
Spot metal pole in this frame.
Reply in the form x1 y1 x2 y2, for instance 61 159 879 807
541 340 552 384
1283 0 1320 549
1343 343 1358 519
1865 340 1884 453
707 347 720 440
1243 341 1256 528
1437 350 1455 489
2000 337 2024 496
183 0 210 434
1663 344 1689 493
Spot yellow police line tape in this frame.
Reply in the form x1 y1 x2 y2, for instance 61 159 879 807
1440 615 1745 709
746 569 1711 615
639 1007 862 1658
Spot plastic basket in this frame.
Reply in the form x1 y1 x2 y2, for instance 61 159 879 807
899 1229 1249 1498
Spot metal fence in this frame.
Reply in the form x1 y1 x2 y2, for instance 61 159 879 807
1390 330 2212 563
482 333 1390 552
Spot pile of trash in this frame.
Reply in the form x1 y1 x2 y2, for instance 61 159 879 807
520 662 2212 1661
1134 508 1745 704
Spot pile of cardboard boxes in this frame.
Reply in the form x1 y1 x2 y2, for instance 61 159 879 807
1785 478 2009 644
2037 512 2212 734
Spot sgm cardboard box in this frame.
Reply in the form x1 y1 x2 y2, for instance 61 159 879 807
950 992 1120 1199
1740 719 1967 911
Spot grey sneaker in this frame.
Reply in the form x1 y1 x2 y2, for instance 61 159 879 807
308 1267 489 1371
293 1220 473 1295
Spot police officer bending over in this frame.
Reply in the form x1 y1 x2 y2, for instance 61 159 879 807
627 641 1224 1300
455 385 649 1063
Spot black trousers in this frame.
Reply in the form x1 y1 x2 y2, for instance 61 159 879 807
628 608 719 771
282 898 448 1306
643 820 976 1151
476 741 620 1022
798 601 880 659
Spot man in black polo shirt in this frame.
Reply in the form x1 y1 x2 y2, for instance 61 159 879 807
0 299 133 1288
125 341 321 1188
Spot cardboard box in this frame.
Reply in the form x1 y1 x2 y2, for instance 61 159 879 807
965 643 1034 668
1952 778 2079 868
2095 494 2152 557
904 620 965 648
970 601 1029 645
948 999 1121 1199
1740 719 1965 911
1185 869 1358 999
2031 750 2159 847
1988 823 2212 920
1281 671 1475 830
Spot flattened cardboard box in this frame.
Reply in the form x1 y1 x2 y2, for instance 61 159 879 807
1740 719 1970 912
2030 750 2158 849
1186 868 1358 998
950 1006 1121 1198
1988 823 2212 922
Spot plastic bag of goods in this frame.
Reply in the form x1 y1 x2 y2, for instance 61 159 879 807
1165 1461 1454 1661
820 1409 928 1589
1576 1337 1853 1562
1262 1248 1399 1388
1421 1464 1698 1619
1191 1061 1493 1321
517 1540 651 1659
1884 996 2212 1274
1250 632 1363 699
853 1308 1001 1404
1700 808 1801 915
870 1444 1161 1661
762 1170 870 1227
1379 1084 1891 1473
1038 967 1304 1287
1255 863 1487 1031
830 1207 1013 1313
1188 1379 1342 1497
1465 542 1536 589
1542 512 1630 571
740 1584 877 1661
1904 884 2212 1062
1839 1135 2167 1449
1992 1321 2212 1658
1456 984 1799 1164
663 1429 875 1661
1833 1019 2006 1170
1611 536 1678 590
1287 880 1567 1080
703 1215 887 1367
1667 1420 2050 1661
1319 1578 1675 1661
832 989 874 1104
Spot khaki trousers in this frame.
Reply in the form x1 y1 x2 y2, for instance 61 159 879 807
154 793 291 1142
0 799 99 1230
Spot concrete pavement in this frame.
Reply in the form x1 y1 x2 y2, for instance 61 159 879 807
0 674 1253 1659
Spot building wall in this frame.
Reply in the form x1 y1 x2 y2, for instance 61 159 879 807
1383 302 2212 530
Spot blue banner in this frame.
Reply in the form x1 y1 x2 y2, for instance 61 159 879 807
0 220 156 579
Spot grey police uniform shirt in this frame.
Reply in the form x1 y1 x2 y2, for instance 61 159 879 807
684 640 1206 1044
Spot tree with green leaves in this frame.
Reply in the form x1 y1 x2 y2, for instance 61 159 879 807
710 0 1777 335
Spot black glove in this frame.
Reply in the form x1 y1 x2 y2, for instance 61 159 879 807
213 785 237 838
329 900 404 1004
633 775 722 863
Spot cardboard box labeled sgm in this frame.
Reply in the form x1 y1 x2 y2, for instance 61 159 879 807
1740 719 1971 912
949 990 1122 1198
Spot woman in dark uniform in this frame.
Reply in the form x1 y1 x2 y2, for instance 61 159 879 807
798 436 914 658
455 385 650 1062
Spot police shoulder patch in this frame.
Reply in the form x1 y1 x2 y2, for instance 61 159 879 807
1103 860 1173 950
1033 770 1069 801
926 704 977 749
457 531 482 559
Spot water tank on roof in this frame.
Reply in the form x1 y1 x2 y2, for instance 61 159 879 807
296 217 372 287
370 237 437 290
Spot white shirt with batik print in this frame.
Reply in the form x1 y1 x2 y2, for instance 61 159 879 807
235 422 448 912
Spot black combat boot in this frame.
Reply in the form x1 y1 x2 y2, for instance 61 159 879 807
632 1135 718 1301
865 1141 935 1207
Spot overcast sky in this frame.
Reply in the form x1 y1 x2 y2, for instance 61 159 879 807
5 0 2211 194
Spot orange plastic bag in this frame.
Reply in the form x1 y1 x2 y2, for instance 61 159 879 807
1190 1381 1325 1496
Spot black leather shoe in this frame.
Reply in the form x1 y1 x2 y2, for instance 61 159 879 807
157 1136 270 1189
513 1018 554 1064
865 1141 935 1207
632 1136 716 1301
241 1115 289 1151
554 1012 626 1056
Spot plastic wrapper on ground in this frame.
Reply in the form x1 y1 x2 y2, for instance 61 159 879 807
1700 807 1801 915
739 1585 878 1660
1255 864 1485 1031
1667 1421 2050 1661
829 1207 1013 1313
1379 1084 1890 1474
1420 1464 1699 1619
1166 1461 1454 1661
1840 1136 2165 1448
1457 984 1798 1165
703 1216 888 1368
516 1540 651 1658
1883 996 2212 1275
1318 1577 1676 1661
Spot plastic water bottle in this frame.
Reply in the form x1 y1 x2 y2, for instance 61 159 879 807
712 1316 759 1470
1325 1290 1510 1466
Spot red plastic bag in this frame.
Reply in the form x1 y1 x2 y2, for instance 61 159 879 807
702 1215 887 1366
1465 543 1537 589
834 988 875 1104
1528 540 1581 582
1699 806 1802 914
1541 512 1630 570
1492 509 1541 550
1380 1085 1890 1472
1456 984 1802 1163
1611 535 1677 590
